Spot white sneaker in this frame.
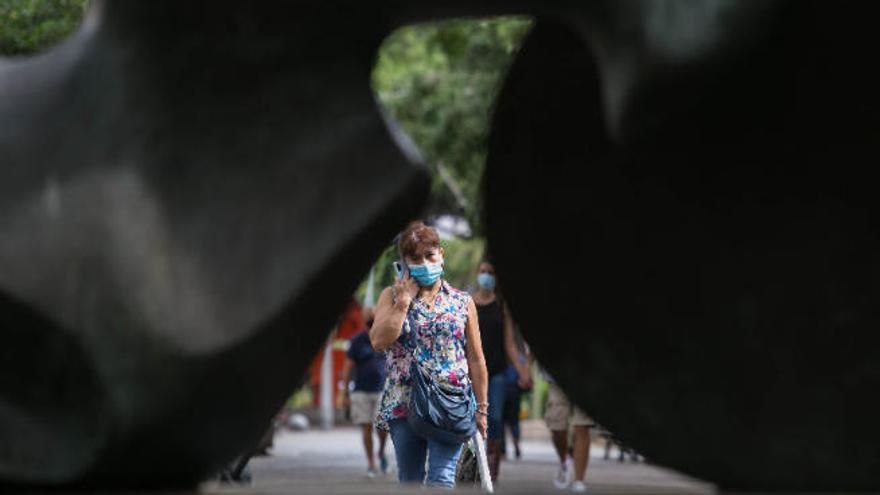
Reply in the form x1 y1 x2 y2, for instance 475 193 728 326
571 480 587 493
366 468 378 479
553 457 573 489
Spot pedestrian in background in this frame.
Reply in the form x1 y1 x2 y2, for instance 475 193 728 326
342 306 388 478
545 376 593 493
472 260 532 482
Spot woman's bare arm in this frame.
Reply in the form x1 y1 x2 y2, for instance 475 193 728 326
340 357 354 408
502 305 532 387
465 298 489 437
370 287 408 351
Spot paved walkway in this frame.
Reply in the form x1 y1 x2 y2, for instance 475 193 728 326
203 421 717 495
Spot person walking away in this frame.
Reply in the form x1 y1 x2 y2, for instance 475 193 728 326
342 306 388 477
545 376 594 493
370 221 489 489
472 261 532 482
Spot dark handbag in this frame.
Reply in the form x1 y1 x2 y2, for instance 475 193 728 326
407 359 477 444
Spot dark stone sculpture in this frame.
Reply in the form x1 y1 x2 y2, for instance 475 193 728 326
0 1 429 488
484 6 880 492
1 0 878 490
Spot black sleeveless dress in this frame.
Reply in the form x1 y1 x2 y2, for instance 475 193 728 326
476 299 507 378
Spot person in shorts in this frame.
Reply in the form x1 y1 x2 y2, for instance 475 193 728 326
544 379 594 493
342 307 388 477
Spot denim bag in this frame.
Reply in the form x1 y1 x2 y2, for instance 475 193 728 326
406 313 476 445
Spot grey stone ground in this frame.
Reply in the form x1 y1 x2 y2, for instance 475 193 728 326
202 420 717 495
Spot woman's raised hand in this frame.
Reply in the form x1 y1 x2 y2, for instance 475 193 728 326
393 271 419 308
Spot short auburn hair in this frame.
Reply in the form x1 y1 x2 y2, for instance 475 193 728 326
398 221 440 260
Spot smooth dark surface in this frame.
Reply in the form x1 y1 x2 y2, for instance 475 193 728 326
484 7 880 491
0 0 429 488
2 0 879 490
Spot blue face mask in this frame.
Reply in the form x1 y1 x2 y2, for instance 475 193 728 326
477 272 496 291
408 262 444 287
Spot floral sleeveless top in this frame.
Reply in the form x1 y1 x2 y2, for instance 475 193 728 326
375 280 472 431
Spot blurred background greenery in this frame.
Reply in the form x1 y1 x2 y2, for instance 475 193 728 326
373 18 532 232
367 15 531 295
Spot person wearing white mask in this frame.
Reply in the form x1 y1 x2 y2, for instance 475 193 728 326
472 260 532 483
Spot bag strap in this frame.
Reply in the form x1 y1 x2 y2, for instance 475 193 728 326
408 303 441 377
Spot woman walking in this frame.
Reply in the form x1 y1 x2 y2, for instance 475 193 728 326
370 221 489 488
473 260 532 482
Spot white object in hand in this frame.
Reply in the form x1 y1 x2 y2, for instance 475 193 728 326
472 432 494 493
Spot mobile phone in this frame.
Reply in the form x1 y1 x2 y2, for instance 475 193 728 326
392 261 406 280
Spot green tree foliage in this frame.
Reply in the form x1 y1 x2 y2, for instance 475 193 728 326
0 0 88 56
358 18 531 299
373 17 532 231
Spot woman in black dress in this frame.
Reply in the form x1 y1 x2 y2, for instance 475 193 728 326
472 260 532 482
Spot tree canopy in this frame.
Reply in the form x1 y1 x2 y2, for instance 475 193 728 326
373 17 532 232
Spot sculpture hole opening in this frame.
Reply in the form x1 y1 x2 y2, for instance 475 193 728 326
253 18 713 491
370 16 532 234
0 0 89 58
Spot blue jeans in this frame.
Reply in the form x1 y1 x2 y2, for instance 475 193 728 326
503 380 522 440
388 418 464 488
487 372 507 440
